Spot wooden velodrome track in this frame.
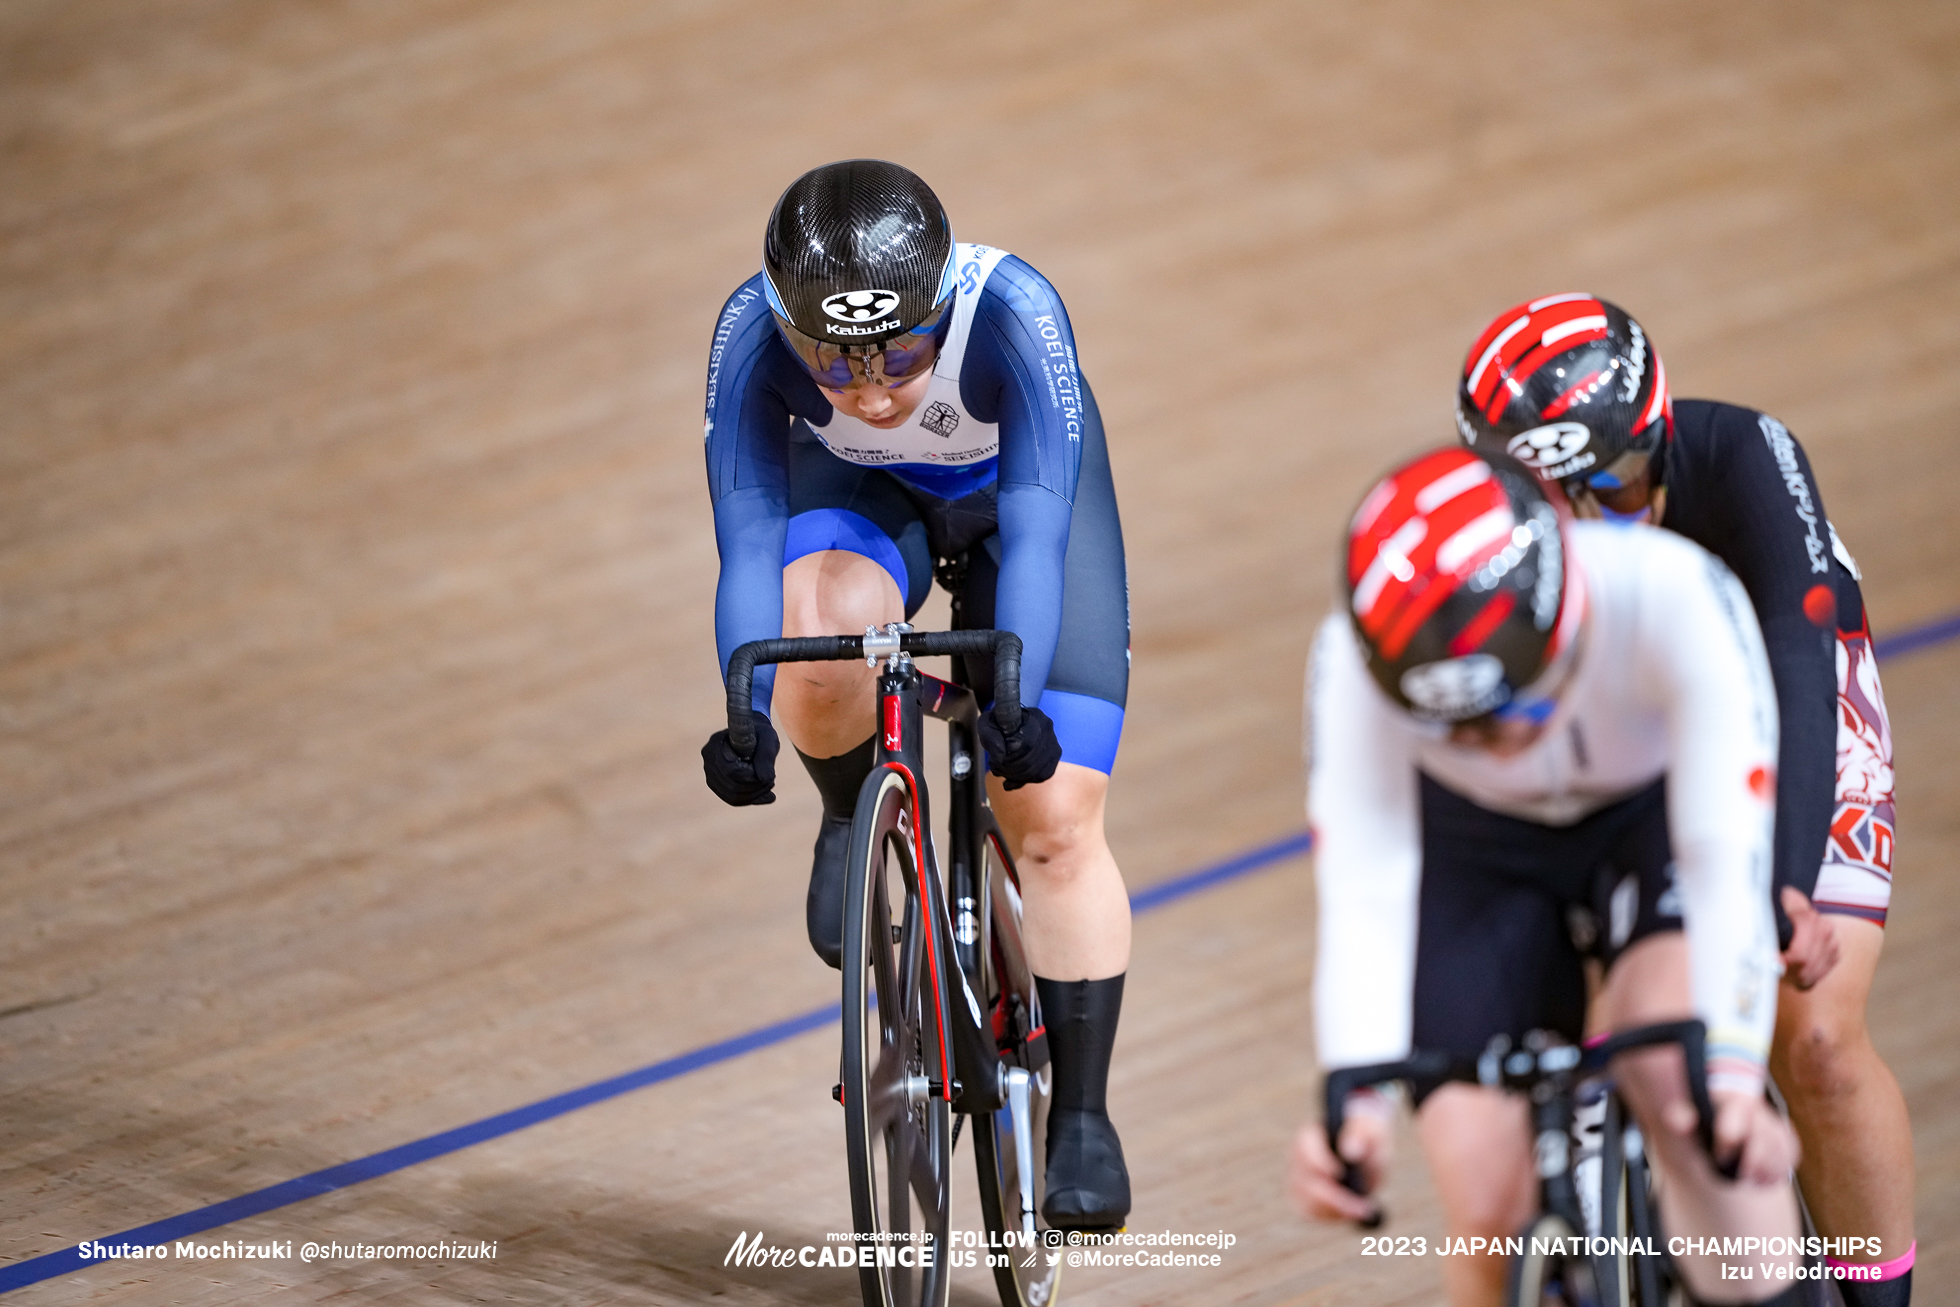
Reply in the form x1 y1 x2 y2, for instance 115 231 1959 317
3 2 1956 1302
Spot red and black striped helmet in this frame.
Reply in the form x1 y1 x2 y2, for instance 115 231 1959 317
1455 294 1671 496
1345 447 1581 722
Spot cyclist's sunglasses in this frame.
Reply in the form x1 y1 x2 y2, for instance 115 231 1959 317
770 300 954 390
763 250 960 390
1492 692 1559 727
1582 446 1653 493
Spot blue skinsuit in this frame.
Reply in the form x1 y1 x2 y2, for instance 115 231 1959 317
704 243 1128 770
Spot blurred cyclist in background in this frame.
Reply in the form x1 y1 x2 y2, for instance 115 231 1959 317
1292 445 1807 1306
1452 295 1913 1305
697 159 1133 1231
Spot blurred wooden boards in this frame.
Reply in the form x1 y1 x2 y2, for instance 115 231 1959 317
2 0 1956 1301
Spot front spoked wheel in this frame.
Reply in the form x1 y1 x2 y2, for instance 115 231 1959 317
972 819 1061 1307
1591 1091 1634 1307
843 766 952 1307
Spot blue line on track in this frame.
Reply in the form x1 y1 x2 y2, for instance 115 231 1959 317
1874 610 1960 661
0 828 1315 1292
5 606 1955 1293
0 1006 844 1293
1129 830 1314 913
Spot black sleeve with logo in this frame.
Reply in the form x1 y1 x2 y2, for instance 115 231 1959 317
1661 399 1854 945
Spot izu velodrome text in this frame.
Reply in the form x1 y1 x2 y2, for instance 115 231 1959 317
1364 1235 1890 1260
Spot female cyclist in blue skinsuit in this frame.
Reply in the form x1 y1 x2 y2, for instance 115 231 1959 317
697 160 1132 1231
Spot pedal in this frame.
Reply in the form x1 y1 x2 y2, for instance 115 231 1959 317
1025 1023 1050 1073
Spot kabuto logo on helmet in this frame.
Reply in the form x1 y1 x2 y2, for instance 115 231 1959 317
1506 422 1596 479
821 289 901 324
1401 655 1507 719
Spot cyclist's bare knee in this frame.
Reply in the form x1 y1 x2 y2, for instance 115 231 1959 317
991 764 1110 882
1775 997 1872 1109
775 552 903 754
1774 920 1881 1108
782 550 903 639
997 764 1127 978
1416 1085 1535 1239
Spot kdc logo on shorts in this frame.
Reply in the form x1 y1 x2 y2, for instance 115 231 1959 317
821 289 901 323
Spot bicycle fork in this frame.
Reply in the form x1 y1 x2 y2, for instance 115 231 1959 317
1005 1067 1038 1238
872 638 1008 1119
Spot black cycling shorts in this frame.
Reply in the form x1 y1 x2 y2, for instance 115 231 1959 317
1408 774 1683 1104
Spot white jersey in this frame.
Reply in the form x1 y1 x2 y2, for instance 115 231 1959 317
1309 523 1782 1086
808 243 1011 470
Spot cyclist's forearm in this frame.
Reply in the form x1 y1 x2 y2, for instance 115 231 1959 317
994 483 1071 708
1645 547 1781 1086
1675 835 1779 1089
1759 612 1836 911
1308 617 1424 1069
1311 852 1420 1069
712 488 790 713
1696 420 1841 923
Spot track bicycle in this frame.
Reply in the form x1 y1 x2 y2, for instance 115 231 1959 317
1324 1019 1732 1307
725 624 1061 1307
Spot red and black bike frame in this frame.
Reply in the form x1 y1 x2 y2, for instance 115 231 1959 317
724 627 1027 1117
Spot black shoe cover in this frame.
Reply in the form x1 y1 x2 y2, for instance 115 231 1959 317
806 814 852 969
797 738 875 971
1035 973 1129 1229
1042 1107 1131 1231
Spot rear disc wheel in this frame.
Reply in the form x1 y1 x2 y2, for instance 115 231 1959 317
972 823 1060 1306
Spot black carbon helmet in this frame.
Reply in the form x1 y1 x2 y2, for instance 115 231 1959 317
1455 294 1672 498
761 160 957 388
1345 446 1580 722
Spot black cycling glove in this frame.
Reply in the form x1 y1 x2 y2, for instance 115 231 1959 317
702 714 779 806
977 705 1062 790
